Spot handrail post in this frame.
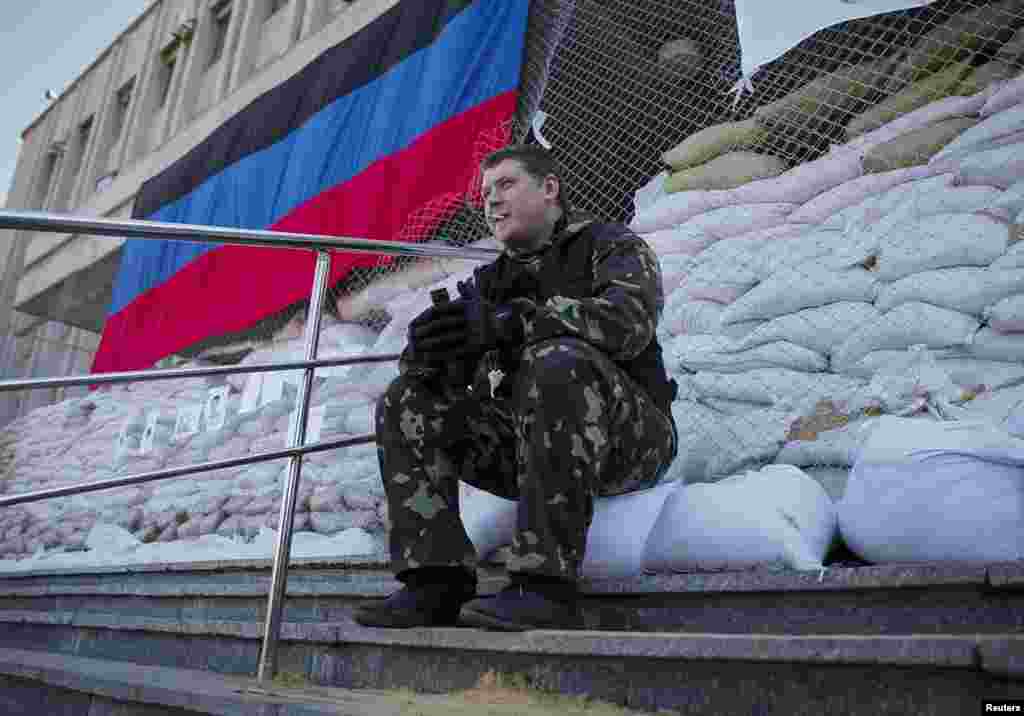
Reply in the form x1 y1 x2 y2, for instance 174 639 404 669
258 249 331 684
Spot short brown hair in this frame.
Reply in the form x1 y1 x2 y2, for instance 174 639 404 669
481 144 570 213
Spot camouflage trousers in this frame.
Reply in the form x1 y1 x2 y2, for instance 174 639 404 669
374 337 677 582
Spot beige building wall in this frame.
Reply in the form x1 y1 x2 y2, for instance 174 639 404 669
0 0 398 426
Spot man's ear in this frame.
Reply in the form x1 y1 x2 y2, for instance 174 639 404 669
543 174 560 202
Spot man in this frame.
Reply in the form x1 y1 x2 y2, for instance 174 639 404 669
355 145 678 631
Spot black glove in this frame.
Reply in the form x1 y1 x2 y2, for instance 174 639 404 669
408 283 524 364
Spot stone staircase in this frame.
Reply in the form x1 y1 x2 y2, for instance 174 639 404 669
0 555 1021 715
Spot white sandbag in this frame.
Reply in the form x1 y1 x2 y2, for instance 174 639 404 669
581 481 679 579
933 102 1024 160
688 369 865 409
876 268 1024 316
832 303 980 370
949 139 1024 176
967 326 1024 362
801 466 852 504
677 203 797 244
874 214 1010 282
723 267 877 325
980 74 1024 117
985 294 1024 333
993 181 1024 214
992 242 1024 270
835 347 969 379
683 256 760 304
665 401 790 484
840 173 957 237
954 159 1024 190
839 416 1024 563
459 481 517 559
730 302 879 356
641 226 718 256
787 165 938 225
729 150 864 206
701 398 774 416
643 465 837 573
634 171 668 214
756 230 858 278
837 93 990 156
670 335 828 374
938 358 1024 392
629 190 732 233
661 299 725 336
775 420 870 469
962 384 1024 433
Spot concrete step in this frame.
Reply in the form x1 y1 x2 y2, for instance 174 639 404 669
0 557 1021 636
0 647 466 716
0 616 1022 714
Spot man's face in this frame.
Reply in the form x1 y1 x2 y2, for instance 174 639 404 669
481 159 559 252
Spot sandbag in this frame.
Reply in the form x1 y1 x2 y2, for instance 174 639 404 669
838 94 988 157
757 231 868 278
787 165 939 226
643 465 837 573
459 481 517 559
678 203 797 241
629 189 732 233
640 226 718 256
968 326 1024 361
663 118 768 171
723 266 877 325
899 0 1024 83
670 335 828 374
775 421 870 469
688 369 865 410
581 481 679 579
862 116 980 173
934 102 1024 159
754 59 898 130
938 358 1024 392
665 152 788 193
730 302 880 356
963 384 1024 432
981 73 1024 117
845 61 974 140
839 415 1024 563
832 302 980 370
661 299 726 336
985 294 1024 332
729 150 865 206
800 466 852 504
835 347 969 380
633 171 668 214
665 401 791 483
954 159 1024 189
874 213 1010 282
876 268 1024 316
993 242 1024 270
959 61 1018 97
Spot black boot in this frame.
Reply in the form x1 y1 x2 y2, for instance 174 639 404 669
353 566 477 628
460 572 582 631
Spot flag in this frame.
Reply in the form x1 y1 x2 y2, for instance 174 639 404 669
94 0 529 373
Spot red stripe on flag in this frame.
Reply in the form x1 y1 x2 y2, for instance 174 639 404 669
93 90 515 374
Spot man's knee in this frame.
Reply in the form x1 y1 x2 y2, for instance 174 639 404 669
376 374 433 443
520 338 603 386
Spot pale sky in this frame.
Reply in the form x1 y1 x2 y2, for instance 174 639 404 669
0 2 147 207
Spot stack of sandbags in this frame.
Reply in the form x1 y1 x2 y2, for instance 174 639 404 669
657 117 790 197
0 316 404 564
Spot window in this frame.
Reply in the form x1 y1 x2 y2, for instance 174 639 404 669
156 50 177 109
74 117 93 176
209 1 232 67
111 78 134 139
268 0 289 19
34 148 60 209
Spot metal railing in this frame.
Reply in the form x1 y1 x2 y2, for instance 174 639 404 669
0 209 500 683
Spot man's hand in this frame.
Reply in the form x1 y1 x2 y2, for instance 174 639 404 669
408 285 523 364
